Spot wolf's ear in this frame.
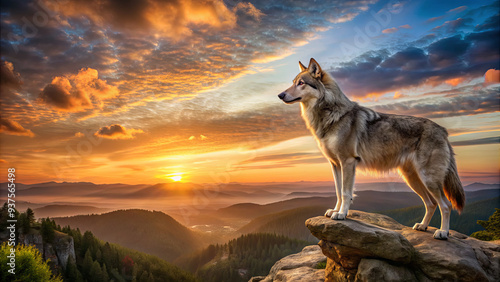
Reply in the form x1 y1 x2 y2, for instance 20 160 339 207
308 58 322 79
299 61 307 72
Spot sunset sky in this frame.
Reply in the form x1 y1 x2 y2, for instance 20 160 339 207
1 0 499 185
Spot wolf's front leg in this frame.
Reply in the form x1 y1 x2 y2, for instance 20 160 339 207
331 158 357 220
325 163 342 217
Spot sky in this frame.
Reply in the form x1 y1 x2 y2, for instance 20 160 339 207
0 0 499 185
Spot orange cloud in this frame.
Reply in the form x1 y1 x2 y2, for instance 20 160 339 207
0 118 34 137
382 27 398 34
95 124 143 139
44 0 262 40
484 69 500 84
445 77 465 86
38 68 119 112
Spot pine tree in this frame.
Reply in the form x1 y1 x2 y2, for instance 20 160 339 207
89 261 103 282
83 249 93 276
26 207 35 224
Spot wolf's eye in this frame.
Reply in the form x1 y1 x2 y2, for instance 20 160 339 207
297 81 304 86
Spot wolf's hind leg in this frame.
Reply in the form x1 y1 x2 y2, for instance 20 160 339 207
425 181 452 240
325 163 342 217
399 165 437 231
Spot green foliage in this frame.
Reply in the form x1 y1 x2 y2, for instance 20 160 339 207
0 242 62 282
471 208 500 241
378 197 499 235
18 213 30 235
177 233 310 282
26 208 35 224
62 224 198 282
40 218 56 243
315 261 327 269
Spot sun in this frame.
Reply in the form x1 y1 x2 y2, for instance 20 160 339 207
170 175 182 182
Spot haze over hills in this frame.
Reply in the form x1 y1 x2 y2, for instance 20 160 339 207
53 209 205 262
33 204 111 219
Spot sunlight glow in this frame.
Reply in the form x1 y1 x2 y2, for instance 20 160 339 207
171 175 182 182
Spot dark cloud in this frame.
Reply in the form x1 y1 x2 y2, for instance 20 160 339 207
0 61 22 89
451 136 499 147
330 14 500 97
0 118 35 137
372 86 500 119
95 124 143 139
38 68 119 112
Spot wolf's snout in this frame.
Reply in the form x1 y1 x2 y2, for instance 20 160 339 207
278 92 286 100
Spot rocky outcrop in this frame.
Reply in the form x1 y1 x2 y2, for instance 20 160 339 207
19 231 76 271
53 231 76 269
250 245 327 282
306 210 500 282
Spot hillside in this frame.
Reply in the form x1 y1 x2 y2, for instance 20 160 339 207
33 205 111 219
175 233 310 282
54 209 203 262
237 206 326 242
378 196 500 235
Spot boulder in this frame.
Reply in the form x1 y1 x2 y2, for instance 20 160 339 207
305 210 500 282
254 245 326 282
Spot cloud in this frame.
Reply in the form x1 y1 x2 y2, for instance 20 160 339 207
451 136 499 146
372 86 500 119
41 0 252 40
330 14 500 98
447 6 468 14
426 16 444 24
484 69 500 84
431 18 473 33
0 118 35 137
382 27 398 34
38 68 119 112
0 61 22 89
95 124 144 139
399 24 411 29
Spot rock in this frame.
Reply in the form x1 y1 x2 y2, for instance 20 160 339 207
355 259 417 282
252 245 326 282
306 211 414 264
305 210 500 282
20 233 44 255
53 231 76 270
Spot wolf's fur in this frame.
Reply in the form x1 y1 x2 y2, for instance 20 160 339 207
278 58 465 239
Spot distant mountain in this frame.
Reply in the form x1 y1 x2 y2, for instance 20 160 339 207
215 191 428 221
463 182 499 191
33 204 111 219
54 209 203 262
237 206 325 242
378 196 500 235
235 190 500 240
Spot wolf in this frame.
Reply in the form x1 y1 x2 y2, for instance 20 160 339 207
278 58 465 239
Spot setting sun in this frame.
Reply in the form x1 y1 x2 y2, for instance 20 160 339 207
171 175 182 182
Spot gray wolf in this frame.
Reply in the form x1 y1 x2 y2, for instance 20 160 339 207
278 58 465 239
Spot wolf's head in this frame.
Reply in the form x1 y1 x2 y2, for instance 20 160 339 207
278 58 332 105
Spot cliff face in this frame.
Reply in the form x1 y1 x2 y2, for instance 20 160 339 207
251 210 500 282
20 231 76 271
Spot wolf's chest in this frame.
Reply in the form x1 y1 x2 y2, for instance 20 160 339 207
316 135 342 163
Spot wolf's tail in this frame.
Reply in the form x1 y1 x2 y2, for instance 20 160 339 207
443 144 465 213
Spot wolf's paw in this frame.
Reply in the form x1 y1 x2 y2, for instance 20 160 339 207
412 223 428 231
433 229 449 240
324 209 337 217
330 212 346 220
